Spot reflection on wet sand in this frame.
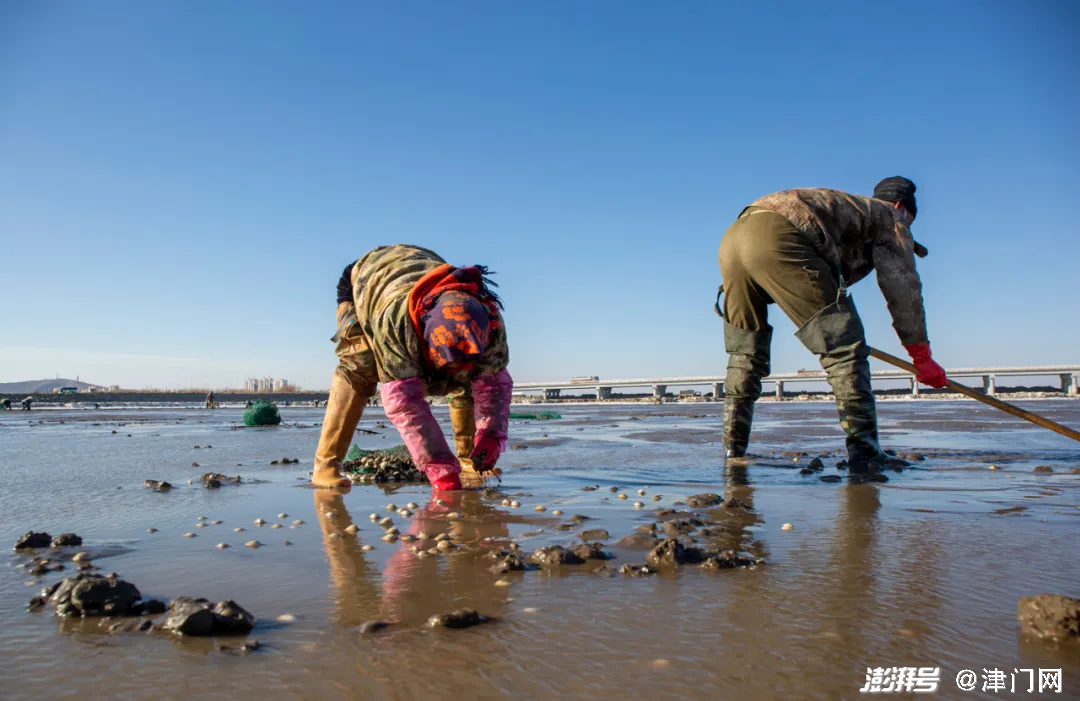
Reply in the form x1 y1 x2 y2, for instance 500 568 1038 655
314 490 515 627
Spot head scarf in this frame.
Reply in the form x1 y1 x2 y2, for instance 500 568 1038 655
407 265 503 369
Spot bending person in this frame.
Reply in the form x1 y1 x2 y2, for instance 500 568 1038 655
717 177 947 474
312 245 513 492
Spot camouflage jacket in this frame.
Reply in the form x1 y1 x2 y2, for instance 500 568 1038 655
349 245 510 395
748 188 929 346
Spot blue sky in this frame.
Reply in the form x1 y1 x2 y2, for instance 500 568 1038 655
1 1 1077 390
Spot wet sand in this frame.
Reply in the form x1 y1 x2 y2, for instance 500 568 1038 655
2 401 1079 700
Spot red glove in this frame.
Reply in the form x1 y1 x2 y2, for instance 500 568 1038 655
904 343 948 388
471 434 502 473
431 473 462 491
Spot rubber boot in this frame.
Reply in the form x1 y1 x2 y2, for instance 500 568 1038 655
722 321 772 458
449 394 484 487
312 373 373 488
795 297 889 476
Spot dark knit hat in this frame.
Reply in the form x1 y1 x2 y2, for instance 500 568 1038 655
873 176 917 218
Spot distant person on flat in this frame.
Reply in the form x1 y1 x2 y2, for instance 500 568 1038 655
716 177 947 477
312 245 512 493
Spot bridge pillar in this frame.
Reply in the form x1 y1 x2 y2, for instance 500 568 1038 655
712 382 724 399
911 378 920 396
1060 374 1075 396
596 386 612 400
982 374 996 395
775 381 784 400
544 388 561 400
653 384 666 398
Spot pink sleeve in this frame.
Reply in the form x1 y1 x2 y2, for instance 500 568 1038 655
379 377 460 483
472 369 513 454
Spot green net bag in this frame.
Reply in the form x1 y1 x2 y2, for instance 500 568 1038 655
243 400 281 426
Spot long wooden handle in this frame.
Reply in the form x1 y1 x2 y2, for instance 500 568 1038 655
869 347 1080 444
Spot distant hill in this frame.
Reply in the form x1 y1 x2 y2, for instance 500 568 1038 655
0 379 98 394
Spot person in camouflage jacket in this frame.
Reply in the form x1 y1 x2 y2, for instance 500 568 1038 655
717 177 947 474
313 245 512 491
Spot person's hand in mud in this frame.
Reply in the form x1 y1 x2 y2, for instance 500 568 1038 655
469 437 503 477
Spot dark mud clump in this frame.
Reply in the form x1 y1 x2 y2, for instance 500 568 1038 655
488 550 531 574
530 545 586 567
1017 594 1079 642
144 480 172 492
201 473 241 488
578 528 610 541
700 550 761 570
270 458 300 465
799 468 815 475
480 487 507 500
662 518 704 538
808 457 825 470
581 485 599 492
428 609 491 629
359 620 391 636
1033 466 1054 474
163 597 255 636
26 558 65 576
219 640 261 656
50 533 83 547
618 564 657 576
820 475 842 483
686 493 723 508
646 539 706 569
569 542 613 561
898 452 925 462
14 531 52 550
39 573 143 617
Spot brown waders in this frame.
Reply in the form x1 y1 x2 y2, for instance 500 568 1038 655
718 208 888 470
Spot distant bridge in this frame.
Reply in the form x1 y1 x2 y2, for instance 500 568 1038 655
513 365 1080 400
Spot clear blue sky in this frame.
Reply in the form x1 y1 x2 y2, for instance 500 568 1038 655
2 1 1077 390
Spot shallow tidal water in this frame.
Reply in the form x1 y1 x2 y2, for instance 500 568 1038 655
2 400 1079 700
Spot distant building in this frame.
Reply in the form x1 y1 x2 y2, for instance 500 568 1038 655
244 376 289 392
273 378 288 391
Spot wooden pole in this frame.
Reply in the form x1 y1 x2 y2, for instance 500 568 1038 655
869 347 1080 444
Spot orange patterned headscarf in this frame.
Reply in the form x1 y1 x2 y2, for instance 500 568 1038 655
407 264 503 369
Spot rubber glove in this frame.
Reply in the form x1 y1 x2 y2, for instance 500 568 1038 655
903 343 948 388
379 377 461 490
470 369 513 472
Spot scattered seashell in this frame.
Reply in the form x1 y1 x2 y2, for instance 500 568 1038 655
278 513 288 519
407 502 419 510
254 519 266 526
379 517 393 527
344 524 359 535
271 524 282 529
534 505 546 512
211 520 222 525
283 540 292 546
552 510 563 516
277 614 298 623
386 527 399 535
989 464 998 470
637 489 646 496
197 516 207 521
633 502 644 508
195 523 206 529
427 548 439 555
361 545 375 551
418 532 430 540
617 493 628 500
502 499 512 506
652 495 662 501
328 532 341 539
386 504 397 512
494 579 511 587
381 534 398 543
781 523 794 531
245 540 261 548
324 511 338 519
435 499 446 507
184 533 197 538
293 520 305 525
437 540 453 551
233 527 245 533
146 528 158 534
369 513 379 521
72 552 91 563
510 501 521 508
216 543 229 550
